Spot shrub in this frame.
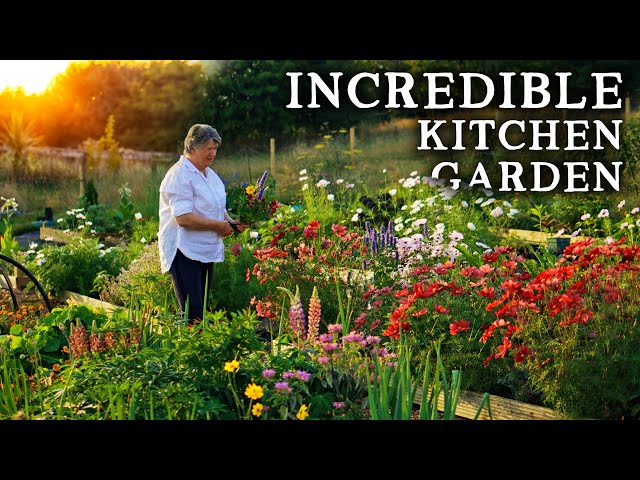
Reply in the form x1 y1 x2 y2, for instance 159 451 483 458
98 241 172 310
24 237 128 297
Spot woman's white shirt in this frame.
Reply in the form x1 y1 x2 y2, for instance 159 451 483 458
158 155 226 273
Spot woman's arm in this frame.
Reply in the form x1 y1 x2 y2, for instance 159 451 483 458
175 212 234 236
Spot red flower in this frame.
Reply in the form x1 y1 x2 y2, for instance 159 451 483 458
514 345 531 363
231 243 241 256
449 319 470 335
434 304 449 314
477 286 496 298
494 336 512 358
307 220 321 230
332 224 348 238
302 226 319 240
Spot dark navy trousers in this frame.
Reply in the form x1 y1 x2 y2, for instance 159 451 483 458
168 249 214 323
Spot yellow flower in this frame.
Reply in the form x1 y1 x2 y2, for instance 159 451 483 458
224 359 240 373
296 404 310 420
244 383 264 400
252 403 264 417
245 185 256 195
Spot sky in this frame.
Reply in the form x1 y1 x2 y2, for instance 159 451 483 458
0 60 73 94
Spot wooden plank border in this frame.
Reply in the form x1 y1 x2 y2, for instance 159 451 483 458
59 290 122 315
414 384 565 420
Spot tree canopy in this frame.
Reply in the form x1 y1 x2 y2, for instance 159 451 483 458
1 59 639 153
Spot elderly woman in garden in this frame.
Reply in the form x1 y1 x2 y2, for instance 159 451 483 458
158 124 247 326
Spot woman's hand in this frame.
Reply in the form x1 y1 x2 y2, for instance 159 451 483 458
226 216 249 234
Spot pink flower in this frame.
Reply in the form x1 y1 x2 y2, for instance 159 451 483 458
231 243 241 256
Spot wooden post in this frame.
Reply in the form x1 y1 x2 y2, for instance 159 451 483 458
270 138 276 175
79 153 86 197
626 94 631 123
349 127 355 153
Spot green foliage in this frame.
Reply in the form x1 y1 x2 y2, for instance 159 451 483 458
367 339 489 420
122 216 159 262
24 237 128 297
80 179 99 208
0 196 20 258
112 183 136 235
544 193 615 233
516 243 640 419
54 182 139 237
527 203 555 233
97 241 172 311
81 114 122 174
620 112 640 196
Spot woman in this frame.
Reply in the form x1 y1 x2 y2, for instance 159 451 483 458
158 124 247 325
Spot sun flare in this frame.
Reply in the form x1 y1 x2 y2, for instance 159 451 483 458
0 60 74 95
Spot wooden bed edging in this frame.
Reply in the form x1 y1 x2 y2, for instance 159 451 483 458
59 290 122 315
413 384 565 420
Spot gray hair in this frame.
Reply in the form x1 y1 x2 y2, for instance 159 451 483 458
183 124 222 154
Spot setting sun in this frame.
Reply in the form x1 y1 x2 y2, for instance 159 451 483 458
0 60 73 94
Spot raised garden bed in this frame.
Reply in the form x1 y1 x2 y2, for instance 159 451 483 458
0 265 30 290
58 290 122 314
414 383 566 420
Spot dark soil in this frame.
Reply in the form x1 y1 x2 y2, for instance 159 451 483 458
0 286 65 312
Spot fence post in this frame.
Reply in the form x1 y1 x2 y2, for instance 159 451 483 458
78 152 86 197
270 138 276 175
626 94 631 122
350 127 355 153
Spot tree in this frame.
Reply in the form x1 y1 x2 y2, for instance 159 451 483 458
43 61 137 148
117 60 207 151
82 114 122 174
199 60 381 148
0 111 42 180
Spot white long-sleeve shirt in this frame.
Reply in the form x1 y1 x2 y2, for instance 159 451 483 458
158 155 227 273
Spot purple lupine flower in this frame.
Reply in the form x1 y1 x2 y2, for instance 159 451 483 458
289 295 307 340
256 169 269 190
255 170 270 201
